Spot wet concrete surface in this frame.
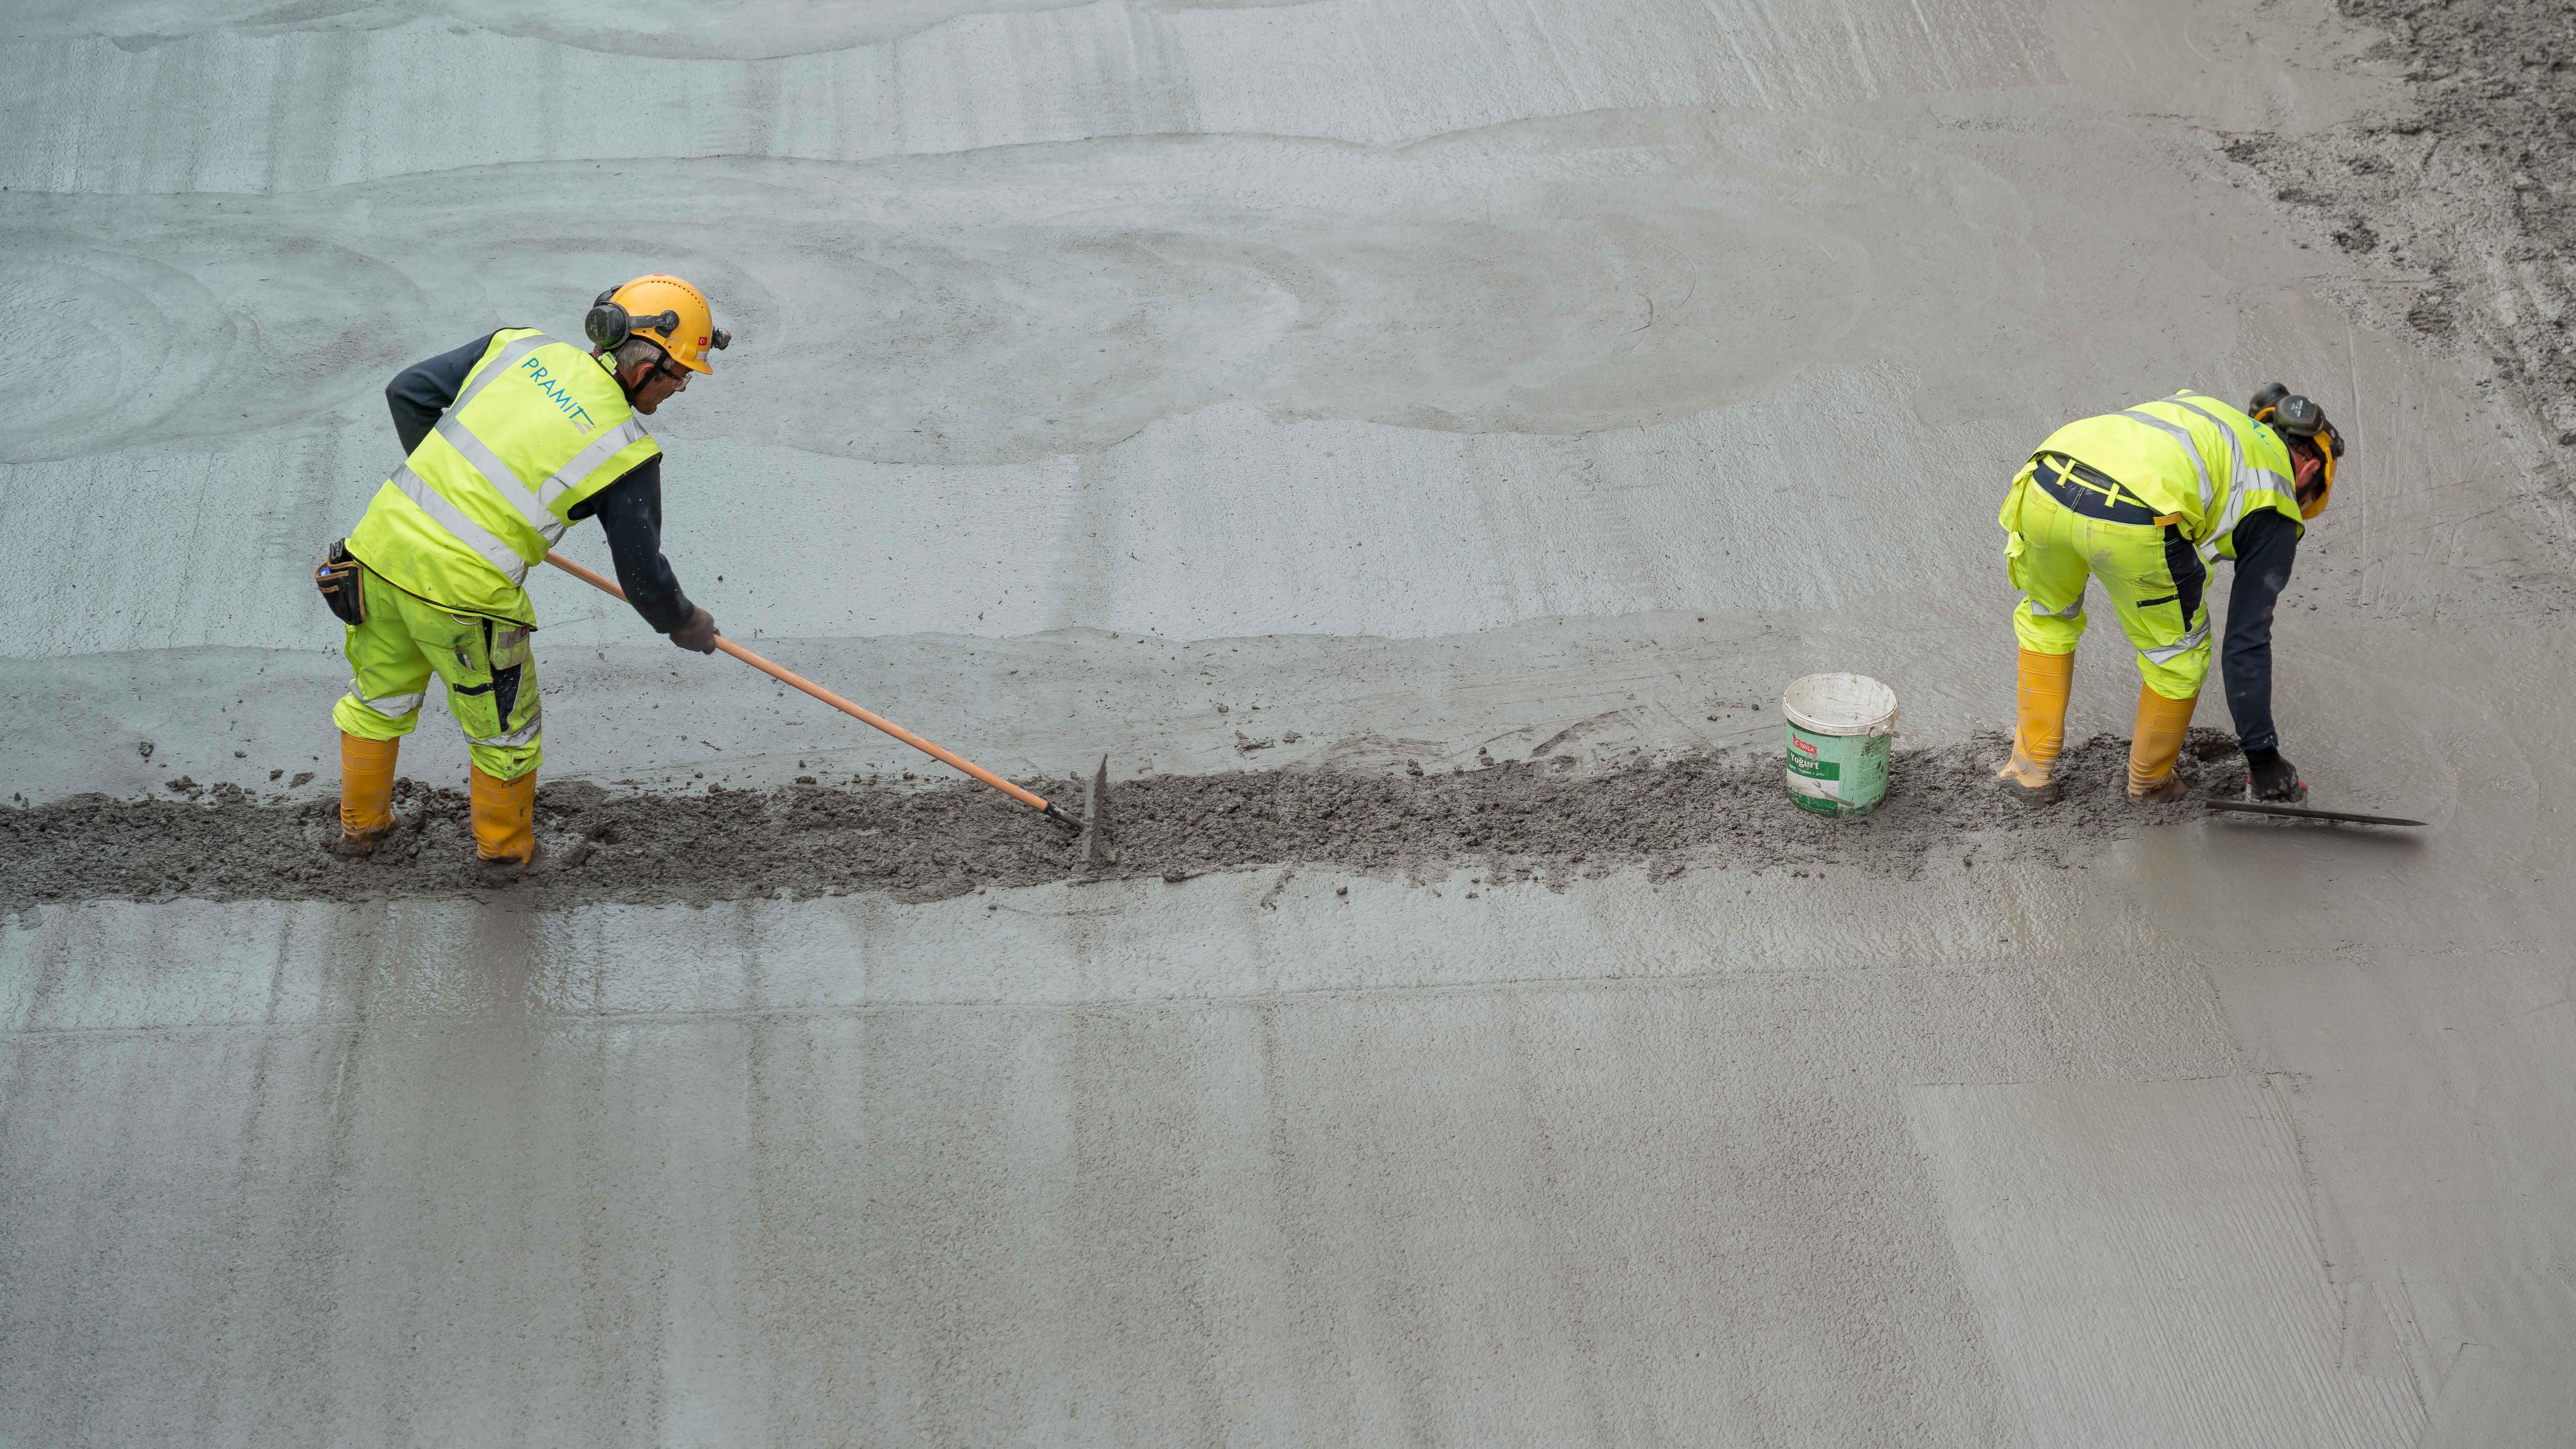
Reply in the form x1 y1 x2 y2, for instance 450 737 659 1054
6 0 2576 1444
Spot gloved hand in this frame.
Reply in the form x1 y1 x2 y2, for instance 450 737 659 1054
668 606 718 655
2245 748 2306 802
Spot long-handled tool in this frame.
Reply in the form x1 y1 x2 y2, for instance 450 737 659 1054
545 551 1078 829
2207 799 2426 828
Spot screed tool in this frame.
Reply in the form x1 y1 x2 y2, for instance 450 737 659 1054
545 551 1079 829
2207 799 2426 828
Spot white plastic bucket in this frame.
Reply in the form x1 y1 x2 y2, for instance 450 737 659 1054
1782 673 1899 818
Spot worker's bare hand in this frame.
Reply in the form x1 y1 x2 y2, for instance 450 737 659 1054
669 606 718 655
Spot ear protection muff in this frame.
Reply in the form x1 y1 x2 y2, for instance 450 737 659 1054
2249 382 2345 519
586 287 733 356
586 290 683 351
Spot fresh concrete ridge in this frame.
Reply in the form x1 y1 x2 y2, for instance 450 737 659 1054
6 0 2575 1444
0 732 2219 911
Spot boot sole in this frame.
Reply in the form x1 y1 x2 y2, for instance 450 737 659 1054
474 842 540 877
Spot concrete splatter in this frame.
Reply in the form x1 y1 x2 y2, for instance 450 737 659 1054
2225 0 2576 476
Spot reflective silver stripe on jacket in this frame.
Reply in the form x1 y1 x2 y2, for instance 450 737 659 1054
2140 619 2211 665
2024 595 2084 620
451 332 554 414
434 414 553 534
2165 393 2293 547
398 332 629 585
392 464 528 586
542 417 651 505
466 704 543 748
357 690 425 718
2162 395 2246 541
437 412 647 528
2117 407 2216 517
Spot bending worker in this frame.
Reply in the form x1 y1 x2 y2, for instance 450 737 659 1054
313 276 728 865
1994 385 2344 804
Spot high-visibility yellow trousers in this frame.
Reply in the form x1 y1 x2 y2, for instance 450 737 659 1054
329 569 544 780
2004 478 2212 701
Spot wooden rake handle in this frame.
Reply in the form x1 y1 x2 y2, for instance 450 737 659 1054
543 551 1073 825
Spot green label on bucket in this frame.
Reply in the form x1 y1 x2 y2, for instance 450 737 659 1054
1784 721 1890 817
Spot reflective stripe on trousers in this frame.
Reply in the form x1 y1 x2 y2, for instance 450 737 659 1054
358 690 425 718
465 704 543 748
2024 595 2083 619
2140 619 2211 664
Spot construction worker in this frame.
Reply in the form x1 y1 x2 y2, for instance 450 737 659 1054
312 276 728 867
1994 385 2344 804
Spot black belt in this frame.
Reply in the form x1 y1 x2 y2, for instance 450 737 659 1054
2030 453 2171 526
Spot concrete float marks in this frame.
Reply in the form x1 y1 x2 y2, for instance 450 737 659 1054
0 848 2237 1446
6 0 2576 1445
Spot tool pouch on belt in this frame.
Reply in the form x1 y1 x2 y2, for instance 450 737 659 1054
1999 464 2035 591
314 538 366 627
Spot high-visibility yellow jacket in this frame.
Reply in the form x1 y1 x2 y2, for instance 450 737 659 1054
2012 390 2306 560
345 329 659 626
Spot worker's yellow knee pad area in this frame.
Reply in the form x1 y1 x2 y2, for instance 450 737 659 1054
2005 487 2215 702
333 571 544 781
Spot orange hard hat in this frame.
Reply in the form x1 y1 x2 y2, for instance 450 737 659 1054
586 274 728 375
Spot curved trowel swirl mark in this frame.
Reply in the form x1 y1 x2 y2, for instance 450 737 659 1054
1529 708 1633 759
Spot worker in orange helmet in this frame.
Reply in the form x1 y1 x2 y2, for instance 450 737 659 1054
312 276 727 870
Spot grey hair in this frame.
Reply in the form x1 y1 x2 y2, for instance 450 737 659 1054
610 335 667 374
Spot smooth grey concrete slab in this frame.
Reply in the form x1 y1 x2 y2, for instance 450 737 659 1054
4 0 2573 1444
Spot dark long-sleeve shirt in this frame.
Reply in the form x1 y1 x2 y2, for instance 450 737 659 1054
383 335 695 633
385 332 496 457
2220 510 2299 756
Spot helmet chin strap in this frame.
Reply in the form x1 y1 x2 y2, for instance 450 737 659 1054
586 292 683 402
605 344 665 404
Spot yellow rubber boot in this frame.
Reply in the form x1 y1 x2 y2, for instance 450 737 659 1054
2126 686 2199 803
469 765 538 868
1995 648 2075 803
334 732 400 856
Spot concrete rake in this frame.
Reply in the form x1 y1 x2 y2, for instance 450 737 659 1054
545 552 1108 852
